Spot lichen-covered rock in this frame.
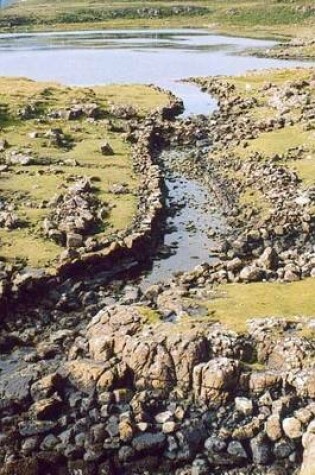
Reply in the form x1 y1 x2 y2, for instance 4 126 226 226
249 371 282 394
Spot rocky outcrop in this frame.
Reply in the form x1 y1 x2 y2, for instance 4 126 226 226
1 302 314 474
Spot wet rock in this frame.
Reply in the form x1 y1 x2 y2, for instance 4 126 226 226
250 433 272 465
132 432 166 454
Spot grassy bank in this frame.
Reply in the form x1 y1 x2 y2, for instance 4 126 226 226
205 279 315 332
0 78 169 269
0 0 314 43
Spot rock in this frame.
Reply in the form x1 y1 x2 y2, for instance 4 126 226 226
132 432 166 454
88 335 113 361
30 396 62 420
226 257 243 272
155 411 173 424
0 458 39 475
63 360 106 394
292 369 315 398
282 417 303 439
258 247 278 270
235 397 253 416
40 434 59 451
295 407 313 425
191 457 210 475
193 358 240 404
100 142 114 156
265 415 283 441
0 138 8 151
21 436 39 454
204 436 227 453
30 373 62 401
273 438 295 459
0 370 33 403
119 419 134 442
249 371 281 394
66 233 83 248
240 265 264 282
250 433 272 465
227 440 248 460
163 421 178 434
19 420 57 437
301 420 315 475
284 269 300 282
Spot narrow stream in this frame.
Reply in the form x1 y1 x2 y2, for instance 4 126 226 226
142 148 225 286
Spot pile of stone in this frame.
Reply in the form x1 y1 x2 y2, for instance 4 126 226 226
43 177 101 250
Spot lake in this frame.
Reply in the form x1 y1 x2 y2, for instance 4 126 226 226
0 29 310 115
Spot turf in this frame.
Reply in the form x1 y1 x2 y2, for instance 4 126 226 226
205 279 315 332
0 77 169 268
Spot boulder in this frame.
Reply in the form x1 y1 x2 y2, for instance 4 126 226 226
132 432 166 454
301 420 315 475
193 358 240 404
100 142 114 156
282 417 303 439
240 265 264 282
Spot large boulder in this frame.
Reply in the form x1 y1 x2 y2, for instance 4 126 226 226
193 357 240 404
301 420 315 475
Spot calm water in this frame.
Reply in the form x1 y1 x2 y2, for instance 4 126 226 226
0 29 310 115
0 29 312 282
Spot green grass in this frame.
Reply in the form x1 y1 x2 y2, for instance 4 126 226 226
288 154 315 187
0 77 169 268
205 279 315 332
236 126 315 160
211 69 315 188
1 0 314 42
137 306 162 325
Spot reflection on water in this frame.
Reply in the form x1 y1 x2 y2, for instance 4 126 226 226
143 149 226 287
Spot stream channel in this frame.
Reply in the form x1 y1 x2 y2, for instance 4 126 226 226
0 29 312 285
